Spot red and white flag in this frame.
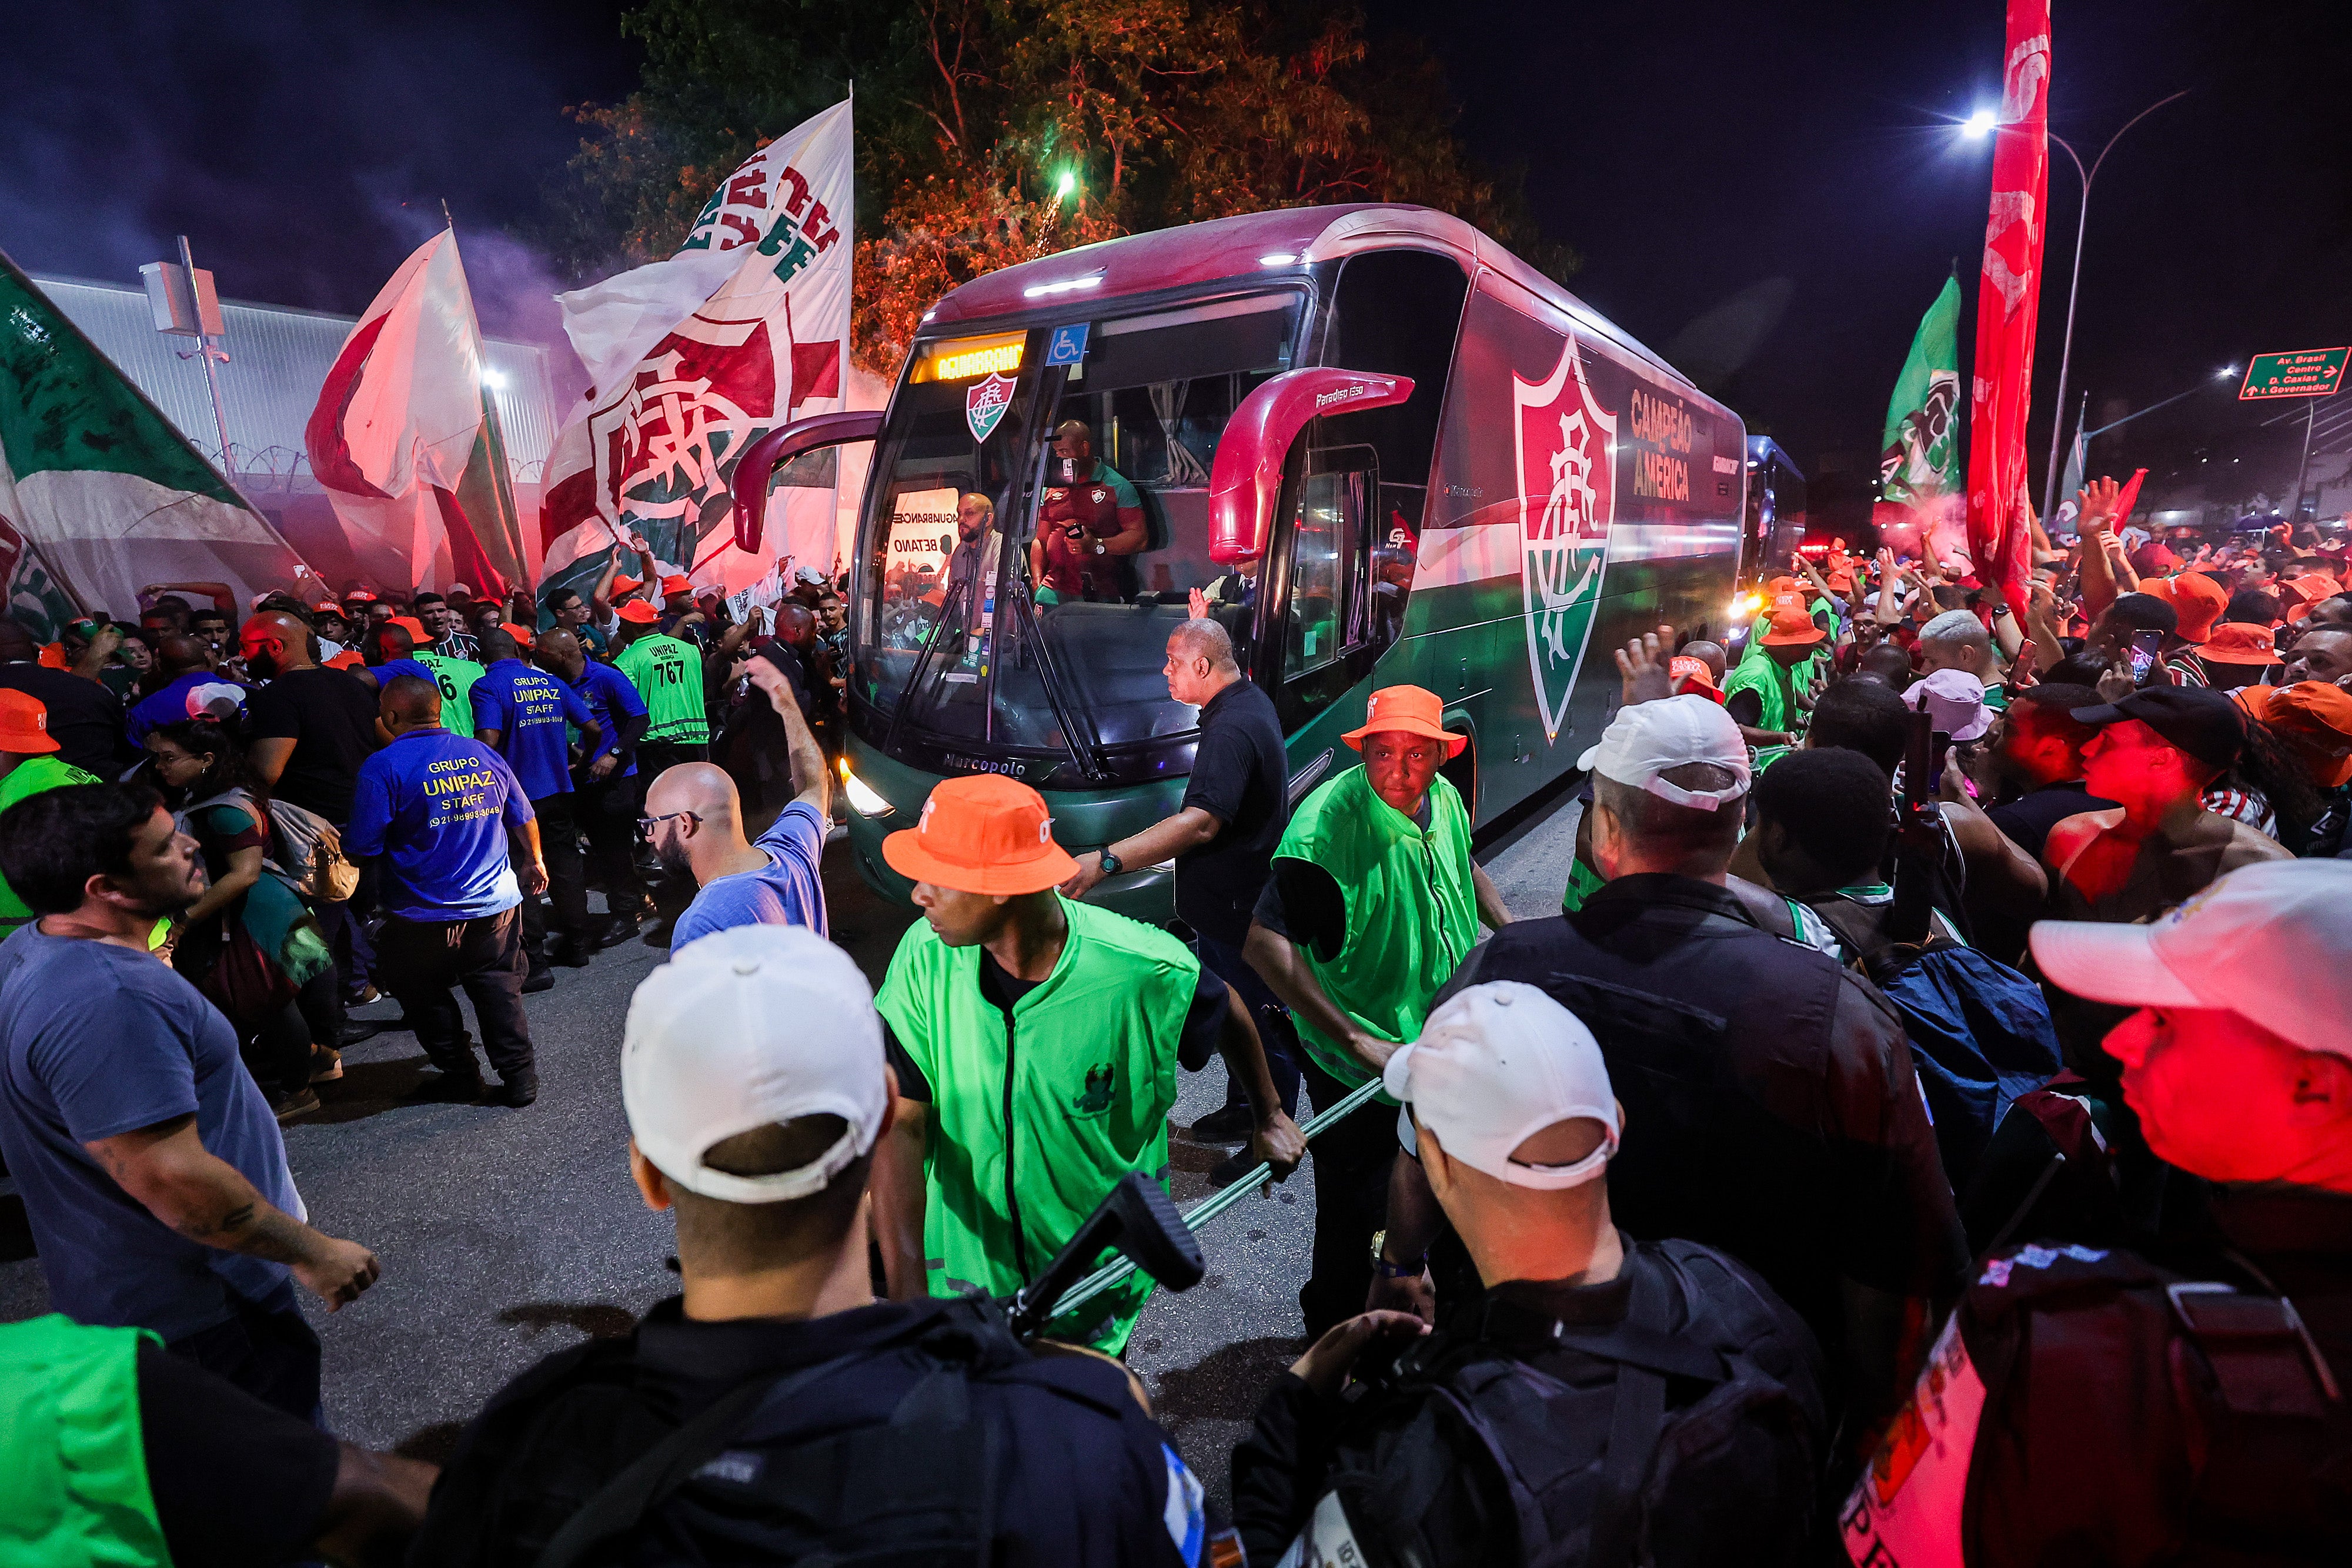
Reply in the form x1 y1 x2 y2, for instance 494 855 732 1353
305 230 532 597
1963 0 2050 609
539 99 852 604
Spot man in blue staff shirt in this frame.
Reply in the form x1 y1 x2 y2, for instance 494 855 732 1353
469 628 601 983
532 627 652 948
346 676 547 1106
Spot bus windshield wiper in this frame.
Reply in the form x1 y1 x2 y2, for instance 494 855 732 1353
997 568 1108 782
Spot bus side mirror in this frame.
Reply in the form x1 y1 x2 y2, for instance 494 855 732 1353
1208 369 1412 564
728 409 887 553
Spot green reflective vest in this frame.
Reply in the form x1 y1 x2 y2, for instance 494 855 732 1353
615 633 709 744
0 755 101 935
1723 644 1819 735
0 1314 168 1566
876 897 1191 1352
413 651 486 738
1274 765 1479 1092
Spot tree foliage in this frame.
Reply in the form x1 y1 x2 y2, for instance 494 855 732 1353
530 0 1574 375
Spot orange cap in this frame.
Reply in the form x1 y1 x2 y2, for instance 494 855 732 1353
1341 684 1468 758
502 621 537 645
35 643 66 671
2239 681 2352 788
616 600 660 624
389 615 428 641
2198 621 2283 666
609 574 643 597
660 574 693 596
2137 576 2177 608
882 774 1080 896
1668 655 1718 693
2169 572 2229 643
324 648 366 671
1758 593 1826 647
0 690 59 754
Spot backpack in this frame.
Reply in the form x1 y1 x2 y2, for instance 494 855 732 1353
183 788 359 903
512 1296 1134 1568
1729 881 2060 1195
1288 1241 1825 1568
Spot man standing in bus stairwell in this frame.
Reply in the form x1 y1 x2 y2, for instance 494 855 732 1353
1245 686 1515 1337
1063 617 1304 1152
1028 420 1146 604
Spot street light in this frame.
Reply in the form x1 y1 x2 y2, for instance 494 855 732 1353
2033 91 2191 531
1961 109 1997 138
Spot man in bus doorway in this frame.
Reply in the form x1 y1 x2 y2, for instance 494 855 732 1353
870 773 1302 1352
1245 685 1515 1336
1028 420 1145 604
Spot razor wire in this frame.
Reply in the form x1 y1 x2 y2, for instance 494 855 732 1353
1047 1074 1389 1325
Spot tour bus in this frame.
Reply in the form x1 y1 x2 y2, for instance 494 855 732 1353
1742 436 1808 583
734 205 1746 920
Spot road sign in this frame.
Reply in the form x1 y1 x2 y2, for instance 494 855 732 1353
2239 347 2348 401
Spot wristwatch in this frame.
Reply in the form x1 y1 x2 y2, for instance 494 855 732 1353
1098 850 1124 877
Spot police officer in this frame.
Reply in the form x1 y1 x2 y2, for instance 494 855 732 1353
409 926 1211 1566
871 774 1302 1352
345 676 546 1106
1842 858 2352 1565
469 628 601 980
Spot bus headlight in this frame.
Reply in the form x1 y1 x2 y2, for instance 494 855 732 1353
838 761 893 817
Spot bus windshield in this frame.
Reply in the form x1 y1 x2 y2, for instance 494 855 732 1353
854 290 1301 772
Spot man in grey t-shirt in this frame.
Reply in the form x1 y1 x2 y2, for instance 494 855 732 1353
0 783 379 1416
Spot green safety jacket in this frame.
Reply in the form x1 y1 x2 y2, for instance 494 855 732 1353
1723 644 1820 735
414 651 486 739
876 897 1191 1352
1273 765 1479 1093
615 633 709 745
0 1314 169 1566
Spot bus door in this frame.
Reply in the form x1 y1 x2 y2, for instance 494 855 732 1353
1271 444 1381 734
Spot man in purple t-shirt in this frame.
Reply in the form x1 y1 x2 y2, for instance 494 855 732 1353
649 657 830 948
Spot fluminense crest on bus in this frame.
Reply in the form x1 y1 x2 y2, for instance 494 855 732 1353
1513 335 1617 744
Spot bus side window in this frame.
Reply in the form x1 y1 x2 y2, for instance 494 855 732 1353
1284 469 1365 680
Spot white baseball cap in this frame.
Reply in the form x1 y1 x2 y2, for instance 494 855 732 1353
1576 693 1750 811
1383 982 1620 1189
1903 667 1992 743
622 925 890 1202
793 565 830 586
2029 858 2352 1059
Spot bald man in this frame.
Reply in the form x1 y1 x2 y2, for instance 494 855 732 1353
533 627 652 945
125 634 231 744
243 608 384 1007
346 675 545 1105
652 655 830 948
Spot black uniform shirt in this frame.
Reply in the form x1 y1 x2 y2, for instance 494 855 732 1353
1175 678 1288 945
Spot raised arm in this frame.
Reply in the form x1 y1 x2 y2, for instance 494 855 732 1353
742 654 831 817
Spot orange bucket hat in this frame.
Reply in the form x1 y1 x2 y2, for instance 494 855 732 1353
389 615 429 641
883 773 1081 896
2198 621 2283 666
2236 681 2352 788
0 690 59 754
1341 685 1467 758
2169 573 2229 644
616 600 660 624
1758 593 1826 648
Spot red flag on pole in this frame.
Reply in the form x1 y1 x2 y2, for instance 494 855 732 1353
1964 0 2052 609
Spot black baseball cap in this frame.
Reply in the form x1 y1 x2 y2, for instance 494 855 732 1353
2071 686 2247 771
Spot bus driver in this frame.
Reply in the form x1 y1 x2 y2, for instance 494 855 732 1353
1028 420 1146 605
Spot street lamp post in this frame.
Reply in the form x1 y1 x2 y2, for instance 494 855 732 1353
2031 91 2190 530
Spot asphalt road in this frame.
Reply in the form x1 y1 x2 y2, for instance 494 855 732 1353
0 788 1580 1517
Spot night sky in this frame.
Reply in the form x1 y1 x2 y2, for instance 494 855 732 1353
5 1 2346 512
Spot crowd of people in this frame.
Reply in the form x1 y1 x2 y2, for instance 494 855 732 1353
1 476 2347 1566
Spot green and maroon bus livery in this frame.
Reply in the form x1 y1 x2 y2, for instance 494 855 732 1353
733 203 1748 920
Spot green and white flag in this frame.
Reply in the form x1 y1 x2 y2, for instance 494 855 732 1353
0 249 313 636
1877 275 1963 504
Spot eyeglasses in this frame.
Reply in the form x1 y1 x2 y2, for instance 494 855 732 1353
636 810 700 839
